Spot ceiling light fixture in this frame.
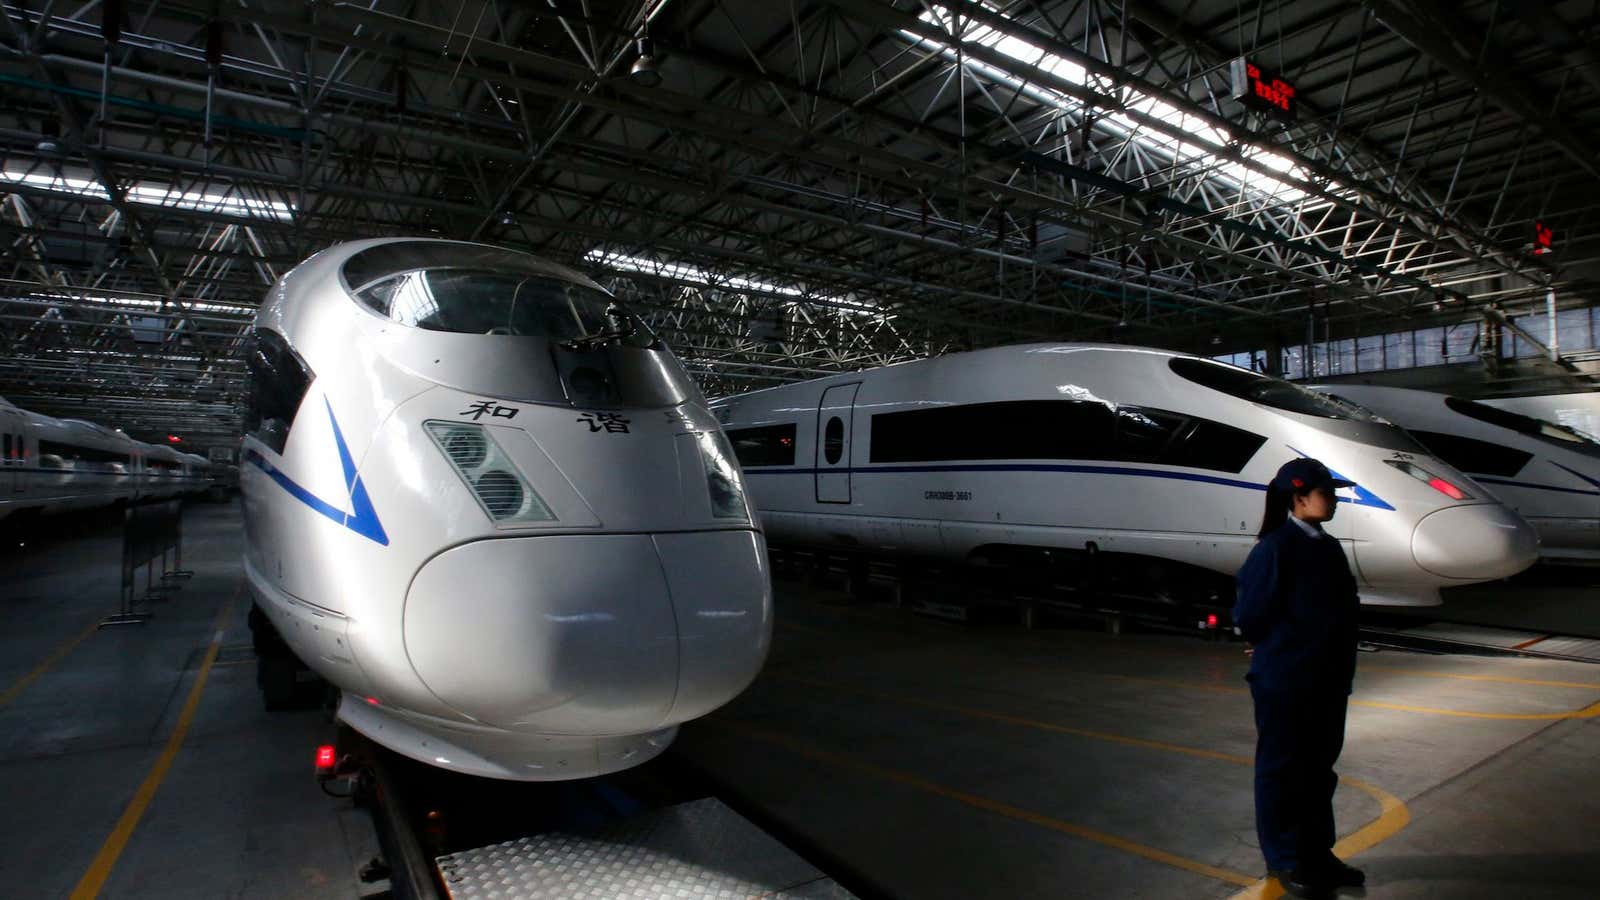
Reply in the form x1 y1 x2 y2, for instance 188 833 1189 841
629 37 661 88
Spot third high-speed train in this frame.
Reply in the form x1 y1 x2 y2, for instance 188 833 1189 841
714 344 1539 608
1311 384 1600 564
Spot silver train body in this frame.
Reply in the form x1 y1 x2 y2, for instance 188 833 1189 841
713 345 1539 608
1311 384 1600 564
240 238 770 781
0 396 211 521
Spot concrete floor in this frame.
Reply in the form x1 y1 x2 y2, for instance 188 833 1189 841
5 506 1598 899
0 504 370 899
674 579 1600 900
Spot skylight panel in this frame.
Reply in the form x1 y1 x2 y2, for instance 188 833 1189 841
905 6 1315 205
584 249 884 317
2 169 294 222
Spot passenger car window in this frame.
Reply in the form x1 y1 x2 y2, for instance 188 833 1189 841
727 423 798 467
869 400 1265 473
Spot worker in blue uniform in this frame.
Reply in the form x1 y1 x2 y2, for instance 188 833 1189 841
1234 458 1368 900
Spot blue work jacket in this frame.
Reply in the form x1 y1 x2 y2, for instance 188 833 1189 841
1233 519 1360 695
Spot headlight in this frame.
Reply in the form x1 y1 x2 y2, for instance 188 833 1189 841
695 429 749 520
424 421 556 523
1384 459 1472 501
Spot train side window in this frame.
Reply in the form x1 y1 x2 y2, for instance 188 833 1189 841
726 423 797 467
246 329 314 455
1168 420 1267 473
2 434 10 460
1113 406 1186 462
1410 430 1533 477
870 400 1115 463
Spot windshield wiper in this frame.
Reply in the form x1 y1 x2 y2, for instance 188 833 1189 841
559 304 645 351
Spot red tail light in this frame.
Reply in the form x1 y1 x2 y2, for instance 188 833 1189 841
1206 614 1219 629
315 744 337 772
1427 477 1466 500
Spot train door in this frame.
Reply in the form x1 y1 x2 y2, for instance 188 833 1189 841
814 382 859 504
0 413 19 495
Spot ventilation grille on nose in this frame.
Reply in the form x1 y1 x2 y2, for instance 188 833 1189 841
423 421 555 523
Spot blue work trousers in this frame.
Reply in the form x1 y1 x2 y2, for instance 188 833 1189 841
1250 683 1349 872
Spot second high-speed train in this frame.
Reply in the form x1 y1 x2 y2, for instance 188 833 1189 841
1311 384 1600 564
0 396 211 521
241 238 771 781
714 344 1539 608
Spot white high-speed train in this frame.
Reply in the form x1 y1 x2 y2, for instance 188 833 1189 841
1310 384 1600 564
241 237 770 781
0 397 212 521
714 345 1540 608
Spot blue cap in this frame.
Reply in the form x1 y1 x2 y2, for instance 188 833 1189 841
1271 457 1355 492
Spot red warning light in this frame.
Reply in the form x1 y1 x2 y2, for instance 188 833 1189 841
1206 613 1219 629
166 434 183 443
315 744 337 770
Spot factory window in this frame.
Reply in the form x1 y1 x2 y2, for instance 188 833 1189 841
1409 431 1533 478
726 423 797 467
823 417 845 464
869 400 1264 473
1443 397 1595 449
245 329 313 455
1169 358 1382 421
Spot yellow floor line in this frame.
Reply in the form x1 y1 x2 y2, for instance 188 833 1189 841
0 617 100 708
767 674 1410 891
1357 665 1600 691
709 718 1259 888
779 621 1600 718
776 673 1252 765
69 587 238 900
1065 672 1600 721
1226 776 1411 900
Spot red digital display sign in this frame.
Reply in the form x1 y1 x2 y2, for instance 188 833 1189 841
1534 221 1553 256
1230 57 1296 118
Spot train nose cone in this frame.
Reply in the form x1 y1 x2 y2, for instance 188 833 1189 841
403 532 769 734
1411 504 1539 580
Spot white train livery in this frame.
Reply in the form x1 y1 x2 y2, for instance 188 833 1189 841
714 345 1539 608
241 238 771 781
0 397 211 520
1311 384 1600 564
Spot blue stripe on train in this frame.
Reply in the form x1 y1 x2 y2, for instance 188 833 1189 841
741 462 1399 510
243 399 388 546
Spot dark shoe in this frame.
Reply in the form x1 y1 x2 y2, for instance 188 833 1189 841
1269 868 1335 900
1315 855 1366 888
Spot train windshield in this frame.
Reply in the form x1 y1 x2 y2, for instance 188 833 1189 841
1445 397 1600 453
1168 358 1384 421
353 269 656 347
